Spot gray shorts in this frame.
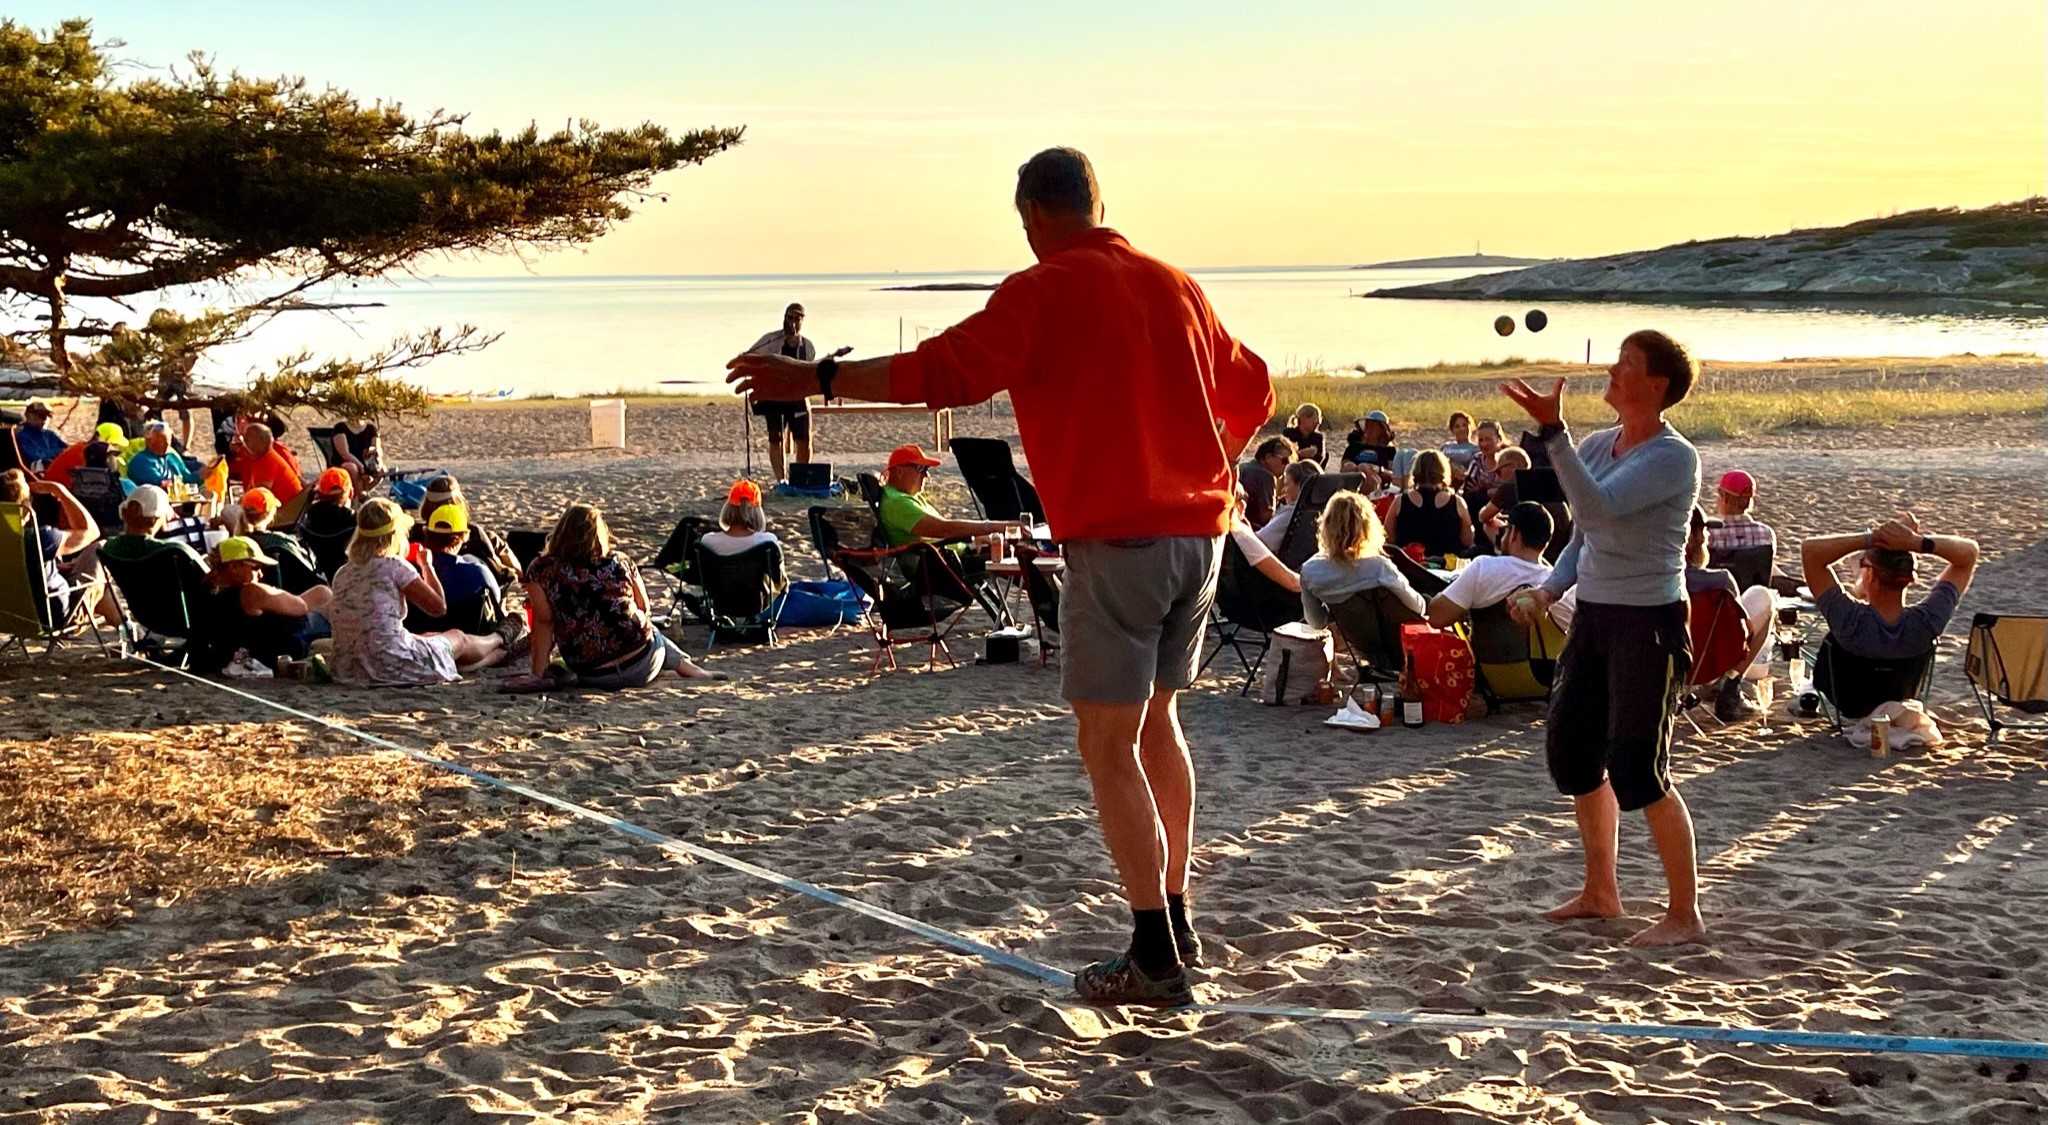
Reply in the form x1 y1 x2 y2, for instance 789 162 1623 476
1059 535 1222 704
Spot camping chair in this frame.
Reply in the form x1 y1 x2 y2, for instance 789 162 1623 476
1467 591 1567 712
948 437 1043 521
833 540 975 673
856 472 885 512
272 484 312 529
1325 586 1424 685
1813 634 1936 730
307 425 344 470
98 536 216 666
649 514 718 625
693 540 788 649
1965 613 2048 745
66 465 126 532
296 512 357 582
1199 535 1305 694
1012 543 1062 667
0 502 108 659
1678 586 1754 732
504 529 548 577
1277 472 1365 569
254 531 327 596
809 504 885 579
1710 544 1777 592
0 425 25 474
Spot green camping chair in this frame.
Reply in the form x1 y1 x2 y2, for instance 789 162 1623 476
97 533 217 667
1466 590 1567 712
0 501 108 659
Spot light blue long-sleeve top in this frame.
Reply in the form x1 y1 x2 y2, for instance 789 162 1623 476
1539 423 1699 606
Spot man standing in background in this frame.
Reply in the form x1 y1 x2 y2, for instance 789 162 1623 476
743 303 818 482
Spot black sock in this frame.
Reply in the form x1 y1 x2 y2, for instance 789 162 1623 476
1167 892 1190 934
1130 908 1179 975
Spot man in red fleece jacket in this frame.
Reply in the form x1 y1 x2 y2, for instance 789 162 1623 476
731 148 1273 1007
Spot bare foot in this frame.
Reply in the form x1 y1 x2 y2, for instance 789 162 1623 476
1544 891 1624 922
1625 911 1706 947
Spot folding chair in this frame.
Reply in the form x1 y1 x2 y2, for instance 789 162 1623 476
648 514 718 625
833 541 975 673
809 504 885 579
856 472 885 512
504 529 548 577
1012 543 1062 667
1200 535 1306 694
1965 613 2048 745
1277 472 1365 569
253 530 328 596
693 540 788 650
66 466 127 532
97 534 216 666
1709 544 1777 592
307 425 345 470
0 502 109 659
1678 586 1754 734
948 436 1043 521
1325 586 1424 686
1467 591 1567 712
1813 633 1936 731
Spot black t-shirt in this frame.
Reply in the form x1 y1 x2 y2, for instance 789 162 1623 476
1282 426 1326 464
341 423 379 461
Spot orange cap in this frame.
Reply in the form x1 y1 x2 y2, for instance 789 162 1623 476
238 487 279 516
315 467 352 497
887 443 941 470
727 479 763 506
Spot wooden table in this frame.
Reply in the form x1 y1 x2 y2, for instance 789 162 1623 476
811 402 954 449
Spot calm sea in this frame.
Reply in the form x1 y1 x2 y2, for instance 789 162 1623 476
181 266 2045 398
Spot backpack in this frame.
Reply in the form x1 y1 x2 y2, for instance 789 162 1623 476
1260 622 1332 706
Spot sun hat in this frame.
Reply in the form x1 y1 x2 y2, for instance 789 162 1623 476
315 467 352 497
215 535 279 566
1363 410 1391 424
238 487 280 517
122 485 171 521
1717 470 1756 498
727 479 763 506
887 444 942 470
424 504 469 535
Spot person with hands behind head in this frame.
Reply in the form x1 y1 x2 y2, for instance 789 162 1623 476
1503 329 1704 948
1801 512 1977 661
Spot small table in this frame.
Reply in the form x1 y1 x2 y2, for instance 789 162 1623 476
811 402 954 450
984 555 1064 580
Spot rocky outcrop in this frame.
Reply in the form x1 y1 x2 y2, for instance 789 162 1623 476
1369 199 2046 307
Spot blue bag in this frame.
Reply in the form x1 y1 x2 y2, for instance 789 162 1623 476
772 481 844 500
770 579 871 627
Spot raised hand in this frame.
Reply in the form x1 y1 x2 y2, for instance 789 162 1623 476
726 353 818 401
1501 378 1566 427
1873 512 1923 552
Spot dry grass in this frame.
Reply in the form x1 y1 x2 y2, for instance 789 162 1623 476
0 724 461 938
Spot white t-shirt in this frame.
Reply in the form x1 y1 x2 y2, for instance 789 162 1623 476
1230 521 1277 569
1437 554 1552 612
700 529 780 556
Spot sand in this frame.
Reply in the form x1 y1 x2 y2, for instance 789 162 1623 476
0 361 2042 1122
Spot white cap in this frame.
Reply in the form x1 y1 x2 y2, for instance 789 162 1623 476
122 484 172 521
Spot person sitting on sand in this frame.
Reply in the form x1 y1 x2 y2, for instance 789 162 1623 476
1236 435 1295 529
1684 505 1777 721
1229 487 1300 593
1254 459 1322 552
1426 501 1553 627
1801 512 1978 662
1281 403 1326 466
406 503 515 639
1384 449 1474 560
700 479 781 556
325 499 506 685
512 502 725 691
1299 491 1425 628
416 473 522 585
199 535 334 676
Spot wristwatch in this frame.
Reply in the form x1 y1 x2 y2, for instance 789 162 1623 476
1920 536 1935 555
816 356 838 402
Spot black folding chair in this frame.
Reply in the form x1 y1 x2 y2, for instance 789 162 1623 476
1277 472 1365 570
809 504 885 579
833 541 975 673
254 530 329 596
1710 544 1777 591
948 436 1043 521
1199 535 1304 695
1326 586 1424 685
97 535 214 667
1965 612 2048 745
1813 634 1936 729
650 514 718 625
66 466 127 532
306 425 344 470
693 540 788 649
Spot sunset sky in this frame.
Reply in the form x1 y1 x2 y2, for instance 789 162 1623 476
18 0 2045 275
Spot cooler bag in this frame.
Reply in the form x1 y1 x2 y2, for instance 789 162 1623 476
1400 621 1476 724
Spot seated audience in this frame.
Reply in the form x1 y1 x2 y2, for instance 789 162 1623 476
877 444 1022 548
42 422 128 489
1707 469 1775 554
1236 435 1295 529
331 416 386 495
1255 459 1322 552
224 422 304 504
1441 411 1480 481
1685 506 1777 719
1339 410 1415 485
1282 403 1327 466
1229 488 1301 593
14 398 67 470
515 502 723 690
417 473 522 584
1426 502 1553 627
200 536 333 674
701 479 780 555
1801 512 1978 661
1474 446 1533 550
326 498 506 684
99 485 195 558
124 420 203 494
0 469 109 627
1462 419 1508 502
239 487 327 595
1385 449 1474 559
1300 490 1426 628
408 503 508 636
299 468 359 580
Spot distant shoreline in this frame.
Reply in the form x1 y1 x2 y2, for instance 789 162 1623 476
1353 253 1552 270
876 282 1000 292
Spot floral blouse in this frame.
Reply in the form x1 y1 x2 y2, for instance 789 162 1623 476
528 553 655 673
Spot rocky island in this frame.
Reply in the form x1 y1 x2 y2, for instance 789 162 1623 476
1367 198 2046 307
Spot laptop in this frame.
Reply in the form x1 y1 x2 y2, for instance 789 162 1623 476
788 461 834 489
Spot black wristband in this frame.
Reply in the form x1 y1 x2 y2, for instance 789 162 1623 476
1920 536 1935 556
1537 421 1567 442
816 356 837 402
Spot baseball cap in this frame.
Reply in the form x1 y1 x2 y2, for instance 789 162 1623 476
887 443 942 470
215 535 279 566
727 479 763 506
1363 410 1391 424
424 504 469 534
122 484 171 521
95 422 126 444
315 467 352 497
1717 470 1756 498
239 487 279 517
786 302 805 314
23 398 49 415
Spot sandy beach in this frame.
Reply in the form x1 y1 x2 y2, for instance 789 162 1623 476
1 357 2042 1122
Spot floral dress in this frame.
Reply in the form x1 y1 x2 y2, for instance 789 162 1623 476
527 553 655 675
327 556 459 685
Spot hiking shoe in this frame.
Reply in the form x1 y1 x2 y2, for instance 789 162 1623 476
496 614 532 661
1073 952 1194 1008
1715 678 1760 723
1173 925 1206 970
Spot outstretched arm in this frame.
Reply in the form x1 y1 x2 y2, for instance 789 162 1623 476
1501 378 1691 523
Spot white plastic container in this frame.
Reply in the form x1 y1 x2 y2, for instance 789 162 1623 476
590 398 626 449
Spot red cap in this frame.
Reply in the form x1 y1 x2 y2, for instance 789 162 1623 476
315 467 352 497
727 479 762 505
887 443 942 470
238 487 279 516
1717 470 1755 498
